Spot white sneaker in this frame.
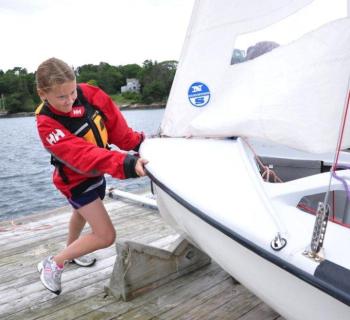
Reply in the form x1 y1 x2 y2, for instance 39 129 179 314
70 255 96 267
37 256 63 295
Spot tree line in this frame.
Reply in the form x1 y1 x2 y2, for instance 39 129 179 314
0 60 177 113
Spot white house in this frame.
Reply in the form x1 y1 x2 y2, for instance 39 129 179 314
121 78 141 93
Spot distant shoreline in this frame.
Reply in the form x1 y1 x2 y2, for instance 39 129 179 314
119 102 166 110
0 112 34 118
0 103 165 119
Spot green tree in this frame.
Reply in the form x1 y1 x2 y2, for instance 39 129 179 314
77 62 124 94
0 59 178 113
139 60 177 103
76 64 99 84
97 62 123 94
0 68 35 113
119 64 142 79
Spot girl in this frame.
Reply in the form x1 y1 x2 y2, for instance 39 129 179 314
35 57 147 295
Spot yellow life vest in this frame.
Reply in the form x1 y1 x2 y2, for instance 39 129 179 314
35 86 108 183
35 86 108 148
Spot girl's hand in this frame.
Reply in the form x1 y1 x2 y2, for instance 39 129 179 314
135 158 148 177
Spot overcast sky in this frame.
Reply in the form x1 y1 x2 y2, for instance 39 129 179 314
0 0 195 72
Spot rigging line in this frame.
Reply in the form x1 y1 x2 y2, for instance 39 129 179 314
324 77 350 206
241 137 287 236
242 137 283 183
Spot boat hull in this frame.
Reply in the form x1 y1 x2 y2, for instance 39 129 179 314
153 185 350 320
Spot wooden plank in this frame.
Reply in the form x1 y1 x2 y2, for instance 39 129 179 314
104 266 230 320
0 251 114 293
0 210 162 276
4 284 109 320
0 198 281 320
10 263 222 320
0 205 157 256
237 303 282 320
0 215 167 289
201 290 262 320
0 223 176 293
0 220 177 294
56 263 226 320
0 200 147 246
151 278 241 320
0 257 115 316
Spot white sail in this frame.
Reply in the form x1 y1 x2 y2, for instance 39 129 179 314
190 18 350 153
161 0 350 153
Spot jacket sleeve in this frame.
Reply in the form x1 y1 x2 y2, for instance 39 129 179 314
36 114 133 179
80 83 144 151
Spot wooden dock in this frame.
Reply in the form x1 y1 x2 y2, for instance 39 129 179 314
0 194 284 320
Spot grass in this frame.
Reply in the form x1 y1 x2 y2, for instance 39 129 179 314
110 94 139 106
106 93 166 109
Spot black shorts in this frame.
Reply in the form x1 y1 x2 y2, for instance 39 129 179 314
68 177 106 209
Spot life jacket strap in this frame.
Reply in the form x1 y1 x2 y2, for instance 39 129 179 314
70 176 104 198
51 156 69 184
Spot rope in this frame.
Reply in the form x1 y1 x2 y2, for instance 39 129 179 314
334 89 350 167
241 138 287 238
324 83 350 206
0 220 52 232
242 137 283 183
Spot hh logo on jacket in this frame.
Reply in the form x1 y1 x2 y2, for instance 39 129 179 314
70 106 85 118
46 129 65 144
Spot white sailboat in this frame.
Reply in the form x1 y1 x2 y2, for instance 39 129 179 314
140 1 350 319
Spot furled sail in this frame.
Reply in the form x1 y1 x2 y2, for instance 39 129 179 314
161 0 350 153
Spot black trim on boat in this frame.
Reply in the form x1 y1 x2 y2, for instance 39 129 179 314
315 260 350 294
146 169 350 306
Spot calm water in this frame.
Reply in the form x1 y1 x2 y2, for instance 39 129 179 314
0 109 164 221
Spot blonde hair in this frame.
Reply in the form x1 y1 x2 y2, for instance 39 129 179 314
36 57 76 93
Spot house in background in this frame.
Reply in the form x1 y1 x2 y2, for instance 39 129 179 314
121 78 141 93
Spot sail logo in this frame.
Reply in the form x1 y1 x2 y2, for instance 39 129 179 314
188 82 210 107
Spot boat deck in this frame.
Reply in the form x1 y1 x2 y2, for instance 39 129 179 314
0 194 284 320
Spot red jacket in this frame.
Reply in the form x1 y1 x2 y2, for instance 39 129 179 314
36 83 143 198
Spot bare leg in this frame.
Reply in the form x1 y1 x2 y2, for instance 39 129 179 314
66 209 86 246
53 198 116 266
